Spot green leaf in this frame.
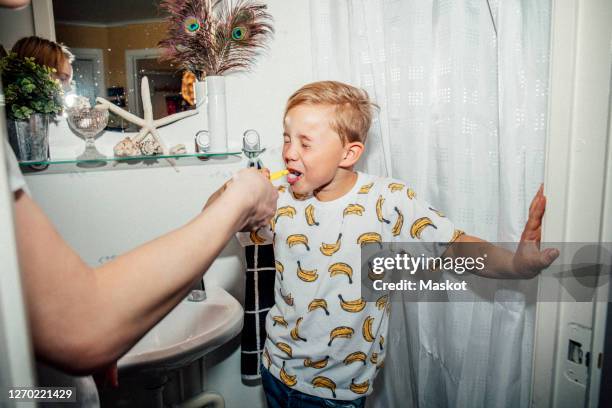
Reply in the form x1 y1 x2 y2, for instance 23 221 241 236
1 52 63 120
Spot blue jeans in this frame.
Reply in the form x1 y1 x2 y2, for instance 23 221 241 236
260 365 366 408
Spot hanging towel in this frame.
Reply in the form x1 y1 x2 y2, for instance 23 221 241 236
240 243 276 380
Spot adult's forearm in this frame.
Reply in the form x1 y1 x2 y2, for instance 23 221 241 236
92 190 245 362
16 188 247 373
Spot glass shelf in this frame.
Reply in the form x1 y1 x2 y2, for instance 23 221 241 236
19 151 243 174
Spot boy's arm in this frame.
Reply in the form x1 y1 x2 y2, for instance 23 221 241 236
443 185 559 279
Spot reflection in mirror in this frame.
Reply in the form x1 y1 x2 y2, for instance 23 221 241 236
52 0 194 131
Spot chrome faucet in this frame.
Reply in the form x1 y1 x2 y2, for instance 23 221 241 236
242 129 265 169
188 279 206 302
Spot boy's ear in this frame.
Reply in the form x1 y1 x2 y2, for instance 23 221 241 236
340 141 365 168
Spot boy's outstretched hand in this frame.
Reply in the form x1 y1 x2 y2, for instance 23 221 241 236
512 184 560 278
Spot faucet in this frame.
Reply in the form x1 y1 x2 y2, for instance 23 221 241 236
188 279 206 302
242 129 265 169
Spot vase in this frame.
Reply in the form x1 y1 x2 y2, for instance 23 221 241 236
195 76 228 153
7 113 50 162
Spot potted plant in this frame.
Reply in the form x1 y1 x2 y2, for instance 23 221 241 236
0 52 63 162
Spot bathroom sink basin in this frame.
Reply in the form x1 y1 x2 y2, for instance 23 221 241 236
118 286 243 374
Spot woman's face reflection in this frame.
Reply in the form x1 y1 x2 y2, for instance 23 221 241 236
55 59 73 92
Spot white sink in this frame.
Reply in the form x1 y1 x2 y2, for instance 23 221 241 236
118 286 243 374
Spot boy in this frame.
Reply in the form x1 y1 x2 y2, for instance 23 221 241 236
234 81 558 407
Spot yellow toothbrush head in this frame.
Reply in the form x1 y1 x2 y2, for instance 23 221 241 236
270 169 289 181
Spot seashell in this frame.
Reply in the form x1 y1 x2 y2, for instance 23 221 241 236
138 134 164 156
169 144 187 155
113 137 140 157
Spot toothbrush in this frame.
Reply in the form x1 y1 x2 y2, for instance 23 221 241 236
269 169 289 181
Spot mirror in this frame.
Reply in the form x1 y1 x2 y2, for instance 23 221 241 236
52 0 194 131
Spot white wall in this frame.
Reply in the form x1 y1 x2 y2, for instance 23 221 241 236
23 1 313 407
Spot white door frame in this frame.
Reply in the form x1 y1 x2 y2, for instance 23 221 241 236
70 47 106 98
32 0 55 41
125 48 163 116
531 0 612 407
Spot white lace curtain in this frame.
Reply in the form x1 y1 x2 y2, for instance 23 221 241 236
309 0 551 406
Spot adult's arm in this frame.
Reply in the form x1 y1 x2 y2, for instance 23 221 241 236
13 168 277 374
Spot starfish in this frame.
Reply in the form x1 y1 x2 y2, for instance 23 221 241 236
96 76 197 154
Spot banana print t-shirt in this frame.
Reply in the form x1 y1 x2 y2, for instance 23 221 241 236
239 172 463 400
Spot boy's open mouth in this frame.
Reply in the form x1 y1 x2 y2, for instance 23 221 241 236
286 169 303 185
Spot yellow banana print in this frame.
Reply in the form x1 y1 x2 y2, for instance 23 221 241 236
429 206 445 217
249 229 267 245
275 260 284 280
275 341 293 358
388 182 405 192
350 378 370 395
269 216 276 232
407 188 416 200
292 191 310 200
287 234 310 250
357 232 383 248
312 376 337 398
275 206 297 221
320 233 342 256
375 294 389 310
451 229 465 243
362 316 375 342
329 262 353 284
338 294 366 313
304 356 329 369
379 335 385 351
279 361 297 387
263 347 272 369
305 204 319 226
376 195 391 224
297 261 318 282
358 182 374 194
308 299 330 316
343 351 367 365
328 326 354 346
280 289 294 306
410 217 437 239
370 352 378 365
290 317 307 342
277 185 287 193
392 206 404 236
343 203 365 217
272 315 288 328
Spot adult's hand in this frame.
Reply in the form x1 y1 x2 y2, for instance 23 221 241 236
224 168 278 231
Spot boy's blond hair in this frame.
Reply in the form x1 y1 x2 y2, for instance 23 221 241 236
285 81 376 144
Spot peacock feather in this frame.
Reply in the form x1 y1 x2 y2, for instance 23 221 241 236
158 0 274 78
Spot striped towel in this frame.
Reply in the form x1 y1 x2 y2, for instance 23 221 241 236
241 244 276 380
